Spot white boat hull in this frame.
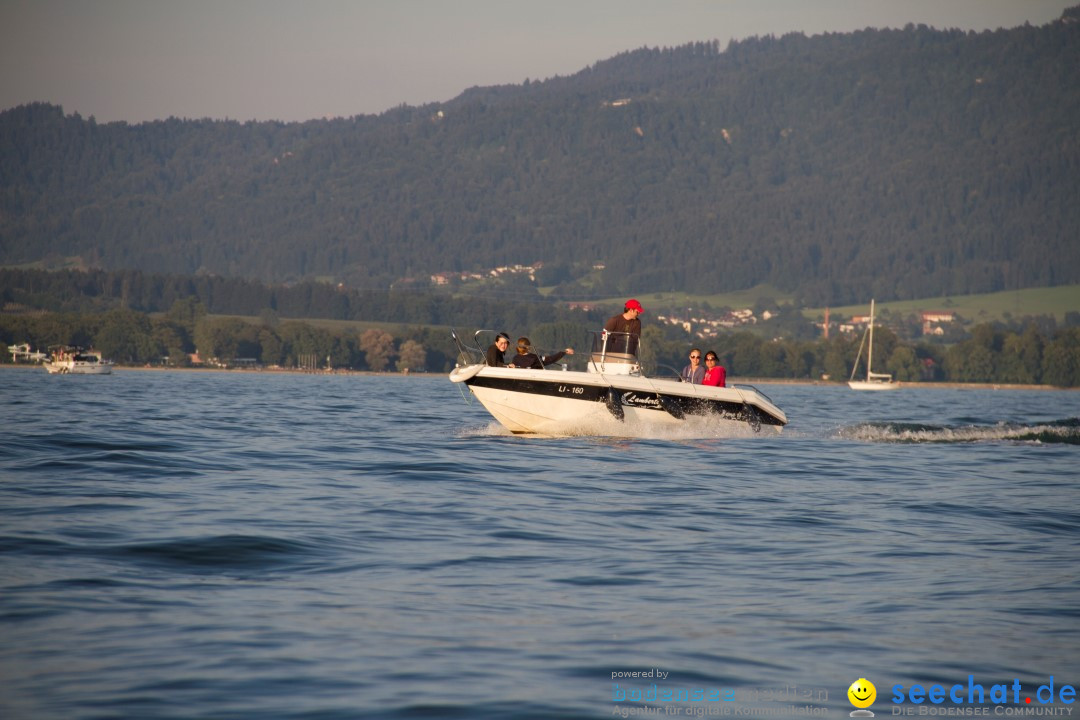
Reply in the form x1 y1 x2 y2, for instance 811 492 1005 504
847 379 898 391
450 365 786 436
44 359 113 375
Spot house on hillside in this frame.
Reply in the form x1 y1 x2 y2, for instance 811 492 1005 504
921 311 955 336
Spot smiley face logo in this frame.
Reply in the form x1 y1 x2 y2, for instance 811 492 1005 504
848 678 876 709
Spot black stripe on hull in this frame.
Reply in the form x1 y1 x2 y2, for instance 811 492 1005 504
467 375 608 402
465 375 784 427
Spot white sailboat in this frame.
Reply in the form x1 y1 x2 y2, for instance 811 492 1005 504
848 299 899 391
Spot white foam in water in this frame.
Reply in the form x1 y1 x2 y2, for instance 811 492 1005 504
458 414 767 441
838 421 1080 444
456 422 514 437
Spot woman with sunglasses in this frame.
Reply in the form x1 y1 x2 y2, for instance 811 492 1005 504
702 352 726 387
681 348 705 384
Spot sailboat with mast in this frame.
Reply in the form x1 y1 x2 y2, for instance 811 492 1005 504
848 299 899 391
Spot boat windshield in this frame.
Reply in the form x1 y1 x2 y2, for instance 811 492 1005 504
588 331 640 375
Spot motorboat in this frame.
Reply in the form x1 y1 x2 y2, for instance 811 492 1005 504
848 299 899 391
44 346 114 375
449 330 787 435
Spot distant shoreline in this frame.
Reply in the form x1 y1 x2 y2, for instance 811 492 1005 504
3 363 1073 390
10 364 433 378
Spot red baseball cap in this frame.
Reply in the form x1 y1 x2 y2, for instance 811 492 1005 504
625 299 644 313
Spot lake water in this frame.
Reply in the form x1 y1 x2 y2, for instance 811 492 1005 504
1 368 1078 719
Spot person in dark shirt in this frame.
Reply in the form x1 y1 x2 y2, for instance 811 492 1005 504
510 337 574 369
602 299 644 355
485 332 514 367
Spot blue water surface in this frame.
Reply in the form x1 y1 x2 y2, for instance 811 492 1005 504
0 368 1077 719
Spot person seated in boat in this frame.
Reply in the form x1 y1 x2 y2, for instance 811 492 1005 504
485 333 515 367
510 337 574 369
602 299 644 356
702 351 726 387
681 348 705 384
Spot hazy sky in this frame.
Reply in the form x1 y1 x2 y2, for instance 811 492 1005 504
1 0 1074 124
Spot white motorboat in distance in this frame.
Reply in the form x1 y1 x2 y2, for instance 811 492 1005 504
450 330 787 436
44 346 114 375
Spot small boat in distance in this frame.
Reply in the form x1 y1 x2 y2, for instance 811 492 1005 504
44 346 114 375
848 299 898 391
449 329 787 436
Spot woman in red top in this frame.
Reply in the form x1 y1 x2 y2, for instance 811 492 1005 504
702 351 726 387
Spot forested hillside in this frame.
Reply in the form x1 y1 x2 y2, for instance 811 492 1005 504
2 9 1078 305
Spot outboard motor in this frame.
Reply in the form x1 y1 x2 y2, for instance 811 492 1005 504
604 389 625 421
741 404 762 433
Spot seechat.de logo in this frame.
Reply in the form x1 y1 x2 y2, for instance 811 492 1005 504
891 676 1076 707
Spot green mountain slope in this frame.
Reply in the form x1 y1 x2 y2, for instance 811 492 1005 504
2 10 1078 305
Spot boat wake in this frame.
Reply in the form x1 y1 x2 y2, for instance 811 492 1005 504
456 415 768 441
836 418 1080 444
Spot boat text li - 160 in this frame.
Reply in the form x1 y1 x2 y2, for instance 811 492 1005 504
449 330 787 435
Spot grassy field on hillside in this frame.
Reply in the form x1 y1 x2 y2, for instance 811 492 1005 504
589 285 796 313
803 285 1080 324
593 285 1079 325
210 285 1079 332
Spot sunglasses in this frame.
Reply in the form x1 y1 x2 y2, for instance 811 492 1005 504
689 355 700 359
705 357 717 362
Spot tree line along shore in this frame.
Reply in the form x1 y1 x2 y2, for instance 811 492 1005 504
3 299 1078 387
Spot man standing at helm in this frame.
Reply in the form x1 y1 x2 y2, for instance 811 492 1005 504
603 299 644 355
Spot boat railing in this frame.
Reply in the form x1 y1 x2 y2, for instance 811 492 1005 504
587 331 640 375
650 362 684 382
450 328 488 367
731 383 777 405
452 329 577 371
47 344 75 361
517 341 569 371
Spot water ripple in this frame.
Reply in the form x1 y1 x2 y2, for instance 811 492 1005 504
0 371 1077 719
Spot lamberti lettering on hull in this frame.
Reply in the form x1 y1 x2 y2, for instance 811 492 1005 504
621 392 662 409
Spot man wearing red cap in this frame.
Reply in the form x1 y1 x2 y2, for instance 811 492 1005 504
603 299 644 355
